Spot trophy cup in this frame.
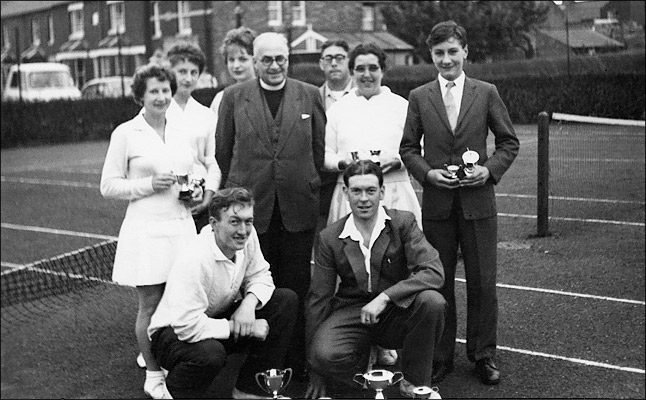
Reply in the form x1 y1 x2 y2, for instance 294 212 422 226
351 151 361 162
255 368 292 399
369 150 381 166
176 174 203 201
412 386 442 399
461 149 480 176
445 164 460 179
353 369 404 399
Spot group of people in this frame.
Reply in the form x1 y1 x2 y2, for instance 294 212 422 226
101 20 519 399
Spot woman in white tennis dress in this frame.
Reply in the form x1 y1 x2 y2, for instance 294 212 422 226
100 63 199 399
324 43 422 228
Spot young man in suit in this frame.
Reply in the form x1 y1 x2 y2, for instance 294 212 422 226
305 160 445 399
399 20 520 386
215 32 326 379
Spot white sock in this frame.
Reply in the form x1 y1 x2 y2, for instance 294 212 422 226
145 370 165 386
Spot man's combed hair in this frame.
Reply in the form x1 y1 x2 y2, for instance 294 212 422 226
426 20 468 49
209 187 255 220
320 39 350 55
343 160 384 187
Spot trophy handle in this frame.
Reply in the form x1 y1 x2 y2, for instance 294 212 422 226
391 371 404 385
255 372 268 394
281 368 293 389
353 373 367 388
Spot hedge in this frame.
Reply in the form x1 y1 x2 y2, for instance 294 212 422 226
1 51 643 149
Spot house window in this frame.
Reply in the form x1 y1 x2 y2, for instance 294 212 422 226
292 1 306 27
177 1 192 35
268 1 282 27
152 1 161 39
31 18 41 46
3 25 10 50
48 15 55 45
68 2 84 40
108 1 126 35
362 3 375 31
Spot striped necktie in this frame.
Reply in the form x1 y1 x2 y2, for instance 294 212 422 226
444 81 458 131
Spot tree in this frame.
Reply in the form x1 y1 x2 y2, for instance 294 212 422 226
381 1 551 63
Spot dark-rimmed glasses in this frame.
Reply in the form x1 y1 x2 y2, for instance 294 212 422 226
321 54 347 63
353 64 380 73
258 55 287 67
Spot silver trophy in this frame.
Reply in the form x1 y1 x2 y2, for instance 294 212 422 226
461 149 480 176
412 385 442 399
255 368 292 399
353 369 404 399
445 164 460 179
176 174 204 201
370 150 381 166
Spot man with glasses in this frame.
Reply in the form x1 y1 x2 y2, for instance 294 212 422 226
215 31 326 381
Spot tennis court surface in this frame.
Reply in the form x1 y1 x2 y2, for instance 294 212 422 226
1 121 644 398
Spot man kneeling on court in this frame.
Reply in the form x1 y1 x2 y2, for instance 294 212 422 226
305 160 446 399
148 187 297 399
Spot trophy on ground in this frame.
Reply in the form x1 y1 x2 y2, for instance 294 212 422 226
255 368 292 399
353 369 404 399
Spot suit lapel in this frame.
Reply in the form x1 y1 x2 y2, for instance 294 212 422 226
370 222 391 291
243 82 273 152
428 81 453 133
275 79 301 154
342 237 370 293
456 77 478 133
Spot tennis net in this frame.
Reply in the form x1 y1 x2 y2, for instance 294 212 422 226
1 240 118 326
537 112 645 234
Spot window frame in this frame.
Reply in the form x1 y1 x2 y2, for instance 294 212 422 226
268 1 283 27
107 0 126 35
68 2 85 40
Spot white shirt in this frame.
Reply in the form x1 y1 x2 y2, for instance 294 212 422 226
148 226 275 342
165 97 221 193
322 79 353 111
339 206 391 292
438 72 466 117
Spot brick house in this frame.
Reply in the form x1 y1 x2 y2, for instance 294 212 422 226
1 1 413 89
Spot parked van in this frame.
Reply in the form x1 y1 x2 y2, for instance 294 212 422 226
2 63 81 102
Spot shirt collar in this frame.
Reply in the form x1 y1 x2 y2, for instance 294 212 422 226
325 79 353 94
339 206 391 241
438 72 465 91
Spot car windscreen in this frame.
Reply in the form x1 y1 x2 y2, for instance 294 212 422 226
28 71 75 89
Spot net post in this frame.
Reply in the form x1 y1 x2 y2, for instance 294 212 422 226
537 111 550 237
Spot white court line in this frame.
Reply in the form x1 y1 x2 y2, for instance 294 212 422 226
1 223 117 241
498 212 645 227
497 193 645 205
455 278 644 306
1 176 99 189
455 339 644 374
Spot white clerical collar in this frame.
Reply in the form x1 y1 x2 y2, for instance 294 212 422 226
259 78 286 91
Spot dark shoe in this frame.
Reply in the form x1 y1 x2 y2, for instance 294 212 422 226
475 358 500 385
431 362 454 384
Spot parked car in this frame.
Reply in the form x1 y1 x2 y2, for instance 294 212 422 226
2 63 81 102
81 76 133 100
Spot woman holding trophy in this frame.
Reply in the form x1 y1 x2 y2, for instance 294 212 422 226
324 42 421 229
100 63 201 399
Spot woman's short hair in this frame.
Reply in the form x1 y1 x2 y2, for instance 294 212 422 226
167 43 206 73
209 187 255 221
426 20 468 49
348 42 387 72
220 26 257 62
343 160 384 188
131 63 177 106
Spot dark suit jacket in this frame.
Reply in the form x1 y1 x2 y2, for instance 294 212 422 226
305 208 444 347
216 78 326 233
400 77 519 220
